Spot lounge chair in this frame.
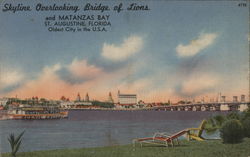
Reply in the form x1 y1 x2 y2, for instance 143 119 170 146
186 120 207 141
133 120 207 147
133 130 187 147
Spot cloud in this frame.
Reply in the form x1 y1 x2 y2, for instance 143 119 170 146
3 60 106 99
176 33 218 57
178 73 219 96
5 64 73 99
101 35 143 61
0 70 24 89
43 64 61 76
1 61 179 102
68 59 103 79
57 59 104 84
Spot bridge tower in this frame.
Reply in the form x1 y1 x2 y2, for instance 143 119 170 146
233 96 238 102
221 96 226 102
241 95 245 102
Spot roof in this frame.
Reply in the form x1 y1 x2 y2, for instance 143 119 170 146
118 94 137 97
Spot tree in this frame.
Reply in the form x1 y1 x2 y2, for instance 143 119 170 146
226 112 240 120
242 117 250 137
92 101 115 108
204 114 226 134
204 109 250 140
8 131 25 157
220 120 244 144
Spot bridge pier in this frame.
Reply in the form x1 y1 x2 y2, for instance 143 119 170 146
192 106 197 111
201 105 207 111
184 107 189 111
220 104 229 111
210 106 216 111
239 104 248 112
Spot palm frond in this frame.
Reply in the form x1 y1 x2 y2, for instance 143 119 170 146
7 131 25 157
14 141 22 154
14 131 25 145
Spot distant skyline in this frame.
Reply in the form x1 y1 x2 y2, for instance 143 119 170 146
0 0 249 102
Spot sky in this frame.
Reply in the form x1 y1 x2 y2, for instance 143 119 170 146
0 0 249 102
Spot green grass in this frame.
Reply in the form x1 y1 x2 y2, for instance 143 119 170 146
2 138 250 157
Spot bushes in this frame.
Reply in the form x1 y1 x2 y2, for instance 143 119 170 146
205 109 250 144
226 112 240 120
242 117 250 138
220 120 244 144
218 110 250 144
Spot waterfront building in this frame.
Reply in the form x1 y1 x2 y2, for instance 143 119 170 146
108 92 114 103
85 93 89 102
117 90 137 108
60 101 75 108
74 101 92 106
118 93 137 105
76 93 81 102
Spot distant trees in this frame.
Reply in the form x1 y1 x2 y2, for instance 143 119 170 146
162 103 170 106
177 100 192 104
178 100 185 104
91 101 115 108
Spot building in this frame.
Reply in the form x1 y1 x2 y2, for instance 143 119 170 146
108 92 114 103
117 91 137 105
76 93 81 102
85 93 89 102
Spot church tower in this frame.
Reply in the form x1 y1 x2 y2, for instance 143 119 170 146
76 93 81 102
108 92 114 103
85 93 89 102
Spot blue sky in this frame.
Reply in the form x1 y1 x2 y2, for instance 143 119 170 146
0 0 248 102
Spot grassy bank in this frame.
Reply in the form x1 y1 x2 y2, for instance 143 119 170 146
2 138 250 157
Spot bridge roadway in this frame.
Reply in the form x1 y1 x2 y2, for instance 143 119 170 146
154 102 250 112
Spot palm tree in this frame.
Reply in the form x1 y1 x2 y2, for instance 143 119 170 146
204 115 226 134
8 131 25 157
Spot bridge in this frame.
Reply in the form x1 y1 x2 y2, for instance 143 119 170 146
154 102 250 112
